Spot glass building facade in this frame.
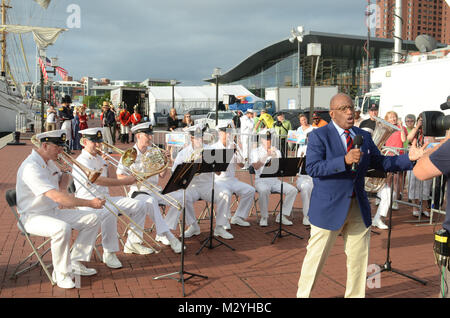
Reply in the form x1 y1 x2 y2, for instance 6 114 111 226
217 31 426 99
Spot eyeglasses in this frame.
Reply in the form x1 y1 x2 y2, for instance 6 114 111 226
333 105 354 112
405 120 415 123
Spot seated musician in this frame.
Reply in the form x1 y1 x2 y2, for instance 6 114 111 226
73 127 154 270
116 122 183 254
16 129 103 289
211 122 255 228
172 126 233 240
250 129 298 227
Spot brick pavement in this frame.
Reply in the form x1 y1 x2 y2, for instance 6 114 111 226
0 130 443 299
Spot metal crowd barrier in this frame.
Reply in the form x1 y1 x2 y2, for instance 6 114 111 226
15 113 27 133
34 115 42 134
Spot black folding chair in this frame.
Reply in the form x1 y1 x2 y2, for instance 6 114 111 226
5 189 55 285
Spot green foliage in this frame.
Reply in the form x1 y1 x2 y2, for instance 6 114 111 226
83 92 111 109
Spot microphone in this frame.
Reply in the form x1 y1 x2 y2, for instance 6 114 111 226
351 135 363 172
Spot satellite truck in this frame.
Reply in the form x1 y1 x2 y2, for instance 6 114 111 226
358 35 450 123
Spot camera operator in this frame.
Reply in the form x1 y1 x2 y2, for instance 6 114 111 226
413 130 450 297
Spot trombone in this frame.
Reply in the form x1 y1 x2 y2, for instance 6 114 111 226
31 135 162 253
99 141 182 211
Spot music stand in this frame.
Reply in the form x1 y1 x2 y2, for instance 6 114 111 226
260 157 304 244
153 162 208 297
196 148 235 255
367 172 427 285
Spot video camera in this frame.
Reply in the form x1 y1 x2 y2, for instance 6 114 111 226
420 96 450 137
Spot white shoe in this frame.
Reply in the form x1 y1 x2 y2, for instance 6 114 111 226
392 202 399 210
169 238 183 254
276 214 293 226
52 271 75 289
224 223 231 230
214 227 234 240
102 252 122 269
231 216 250 227
259 217 268 227
155 235 171 246
375 198 380 206
372 218 388 230
413 210 420 217
422 211 430 217
124 242 154 255
183 223 201 238
71 261 97 276
302 216 310 226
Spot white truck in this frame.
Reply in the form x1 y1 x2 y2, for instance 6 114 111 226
194 111 236 129
359 54 450 121
264 86 338 110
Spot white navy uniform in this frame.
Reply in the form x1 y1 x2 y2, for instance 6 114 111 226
250 144 298 219
295 132 314 223
16 149 100 276
172 144 231 228
73 150 148 248
240 112 254 164
211 140 255 222
116 144 178 234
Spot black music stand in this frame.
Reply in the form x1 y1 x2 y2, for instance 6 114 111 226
196 148 235 255
153 162 208 297
261 157 304 244
367 171 427 285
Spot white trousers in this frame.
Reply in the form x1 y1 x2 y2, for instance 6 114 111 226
157 189 194 231
296 175 313 218
21 209 99 275
216 177 255 220
240 134 251 163
255 178 298 218
374 184 392 220
185 181 231 227
61 120 72 142
120 124 130 134
133 193 172 235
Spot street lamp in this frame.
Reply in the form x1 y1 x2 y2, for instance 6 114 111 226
212 67 221 126
170 79 177 109
289 25 304 109
307 42 321 123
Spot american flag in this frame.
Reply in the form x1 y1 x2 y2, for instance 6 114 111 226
55 66 68 80
38 57 48 82
44 56 52 67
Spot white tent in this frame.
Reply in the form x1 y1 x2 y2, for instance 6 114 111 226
147 84 260 116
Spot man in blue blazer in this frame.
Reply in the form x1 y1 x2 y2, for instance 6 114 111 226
296 93 427 298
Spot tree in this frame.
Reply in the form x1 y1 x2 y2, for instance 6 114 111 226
83 92 111 109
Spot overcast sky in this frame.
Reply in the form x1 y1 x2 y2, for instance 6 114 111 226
13 0 372 85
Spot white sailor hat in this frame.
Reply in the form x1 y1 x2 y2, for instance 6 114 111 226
131 122 153 134
245 108 254 113
79 127 103 142
216 121 234 132
36 129 67 146
187 124 206 137
259 128 274 139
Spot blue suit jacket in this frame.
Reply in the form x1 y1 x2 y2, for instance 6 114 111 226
306 123 413 231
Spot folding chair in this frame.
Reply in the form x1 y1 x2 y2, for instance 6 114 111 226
5 189 55 285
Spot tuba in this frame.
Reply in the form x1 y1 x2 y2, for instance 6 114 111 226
364 116 400 193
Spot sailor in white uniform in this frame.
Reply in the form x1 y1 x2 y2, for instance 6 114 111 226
73 127 154 270
250 129 298 227
211 123 255 228
239 108 255 167
16 129 103 289
116 122 183 254
172 126 233 240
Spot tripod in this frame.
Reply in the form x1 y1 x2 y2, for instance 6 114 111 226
261 157 304 244
153 163 208 297
196 149 235 254
368 172 427 285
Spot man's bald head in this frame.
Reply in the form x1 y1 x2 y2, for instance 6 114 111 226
330 93 353 110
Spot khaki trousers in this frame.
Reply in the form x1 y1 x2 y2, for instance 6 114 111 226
297 198 371 298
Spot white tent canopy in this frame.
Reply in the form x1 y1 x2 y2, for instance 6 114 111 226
147 84 261 115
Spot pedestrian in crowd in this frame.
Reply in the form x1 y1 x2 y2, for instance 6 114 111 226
181 112 194 129
45 104 57 132
58 95 74 154
359 104 379 135
110 104 118 145
71 106 82 151
130 105 142 142
353 106 363 127
232 110 243 129
118 105 131 144
295 114 316 226
273 112 292 158
407 114 435 217
167 108 179 132
240 108 255 167
254 109 274 132
101 101 115 154
296 93 426 298
311 112 327 128
79 104 89 131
